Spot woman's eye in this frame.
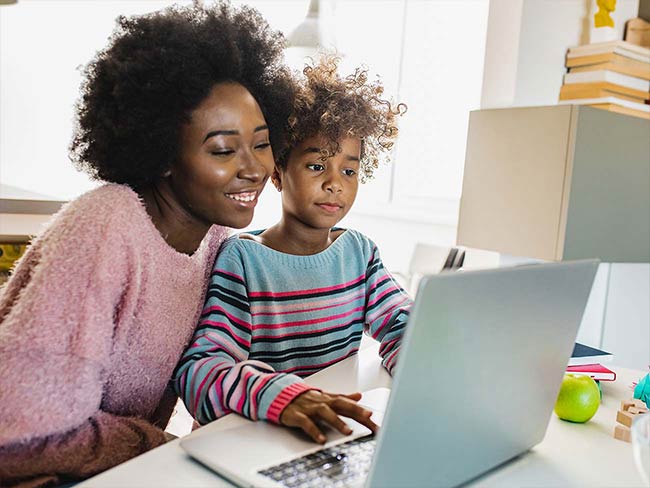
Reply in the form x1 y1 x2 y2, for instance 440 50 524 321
343 169 357 177
211 149 234 156
255 142 271 150
307 163 325 172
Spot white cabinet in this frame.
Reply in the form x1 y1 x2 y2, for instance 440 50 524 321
456 105 650 369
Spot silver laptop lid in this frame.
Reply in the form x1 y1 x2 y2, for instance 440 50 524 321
367 260 599 488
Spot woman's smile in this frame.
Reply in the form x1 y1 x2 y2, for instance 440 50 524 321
225 189 261 206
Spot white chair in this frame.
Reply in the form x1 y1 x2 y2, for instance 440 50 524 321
394 243 465 296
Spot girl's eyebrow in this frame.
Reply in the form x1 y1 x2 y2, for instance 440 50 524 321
302 146 359 162
203 125 268 143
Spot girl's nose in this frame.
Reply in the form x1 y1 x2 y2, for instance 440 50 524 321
324 172 343 193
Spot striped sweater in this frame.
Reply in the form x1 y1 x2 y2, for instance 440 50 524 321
173 229 411 426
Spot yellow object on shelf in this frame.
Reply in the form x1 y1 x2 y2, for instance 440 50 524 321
0 243 27 272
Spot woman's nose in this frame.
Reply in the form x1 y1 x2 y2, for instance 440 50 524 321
238 150 270 182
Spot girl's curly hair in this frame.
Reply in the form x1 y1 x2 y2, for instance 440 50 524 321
277 54 406 182
70 1 295 190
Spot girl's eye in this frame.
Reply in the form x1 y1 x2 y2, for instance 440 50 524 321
343 169 357 177
307 163 325 172
255 142 271 150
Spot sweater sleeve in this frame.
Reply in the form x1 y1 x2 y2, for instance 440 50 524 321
173 252 315 426
363 244 412 375
0 206 165 486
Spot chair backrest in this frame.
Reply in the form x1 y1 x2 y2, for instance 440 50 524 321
442 248 465 271
405 243 464 294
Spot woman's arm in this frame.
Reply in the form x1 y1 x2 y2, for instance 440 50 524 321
363 245 413 375
0 210 165 486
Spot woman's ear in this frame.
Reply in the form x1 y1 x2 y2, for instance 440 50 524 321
271 167 282 192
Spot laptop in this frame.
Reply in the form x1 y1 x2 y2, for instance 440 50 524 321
181 260 599 488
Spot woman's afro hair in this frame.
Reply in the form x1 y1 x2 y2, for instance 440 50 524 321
277 54 406 182
70 1 296 189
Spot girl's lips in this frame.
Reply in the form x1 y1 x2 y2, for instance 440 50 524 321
316 203 342 213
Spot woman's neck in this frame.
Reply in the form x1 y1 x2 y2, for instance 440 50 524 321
140 181 210 255
261 219 336 256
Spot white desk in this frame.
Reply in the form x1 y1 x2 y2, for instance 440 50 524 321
78 343 646 487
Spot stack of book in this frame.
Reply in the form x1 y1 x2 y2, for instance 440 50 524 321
567 342 616 382
559 40 650 119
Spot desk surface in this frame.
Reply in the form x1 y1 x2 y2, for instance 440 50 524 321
78 342 646 488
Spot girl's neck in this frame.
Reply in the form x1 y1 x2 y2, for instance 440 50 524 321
140 181 210 255
261 219 337 256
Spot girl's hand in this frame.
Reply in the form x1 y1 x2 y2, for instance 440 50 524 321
279 390 378 444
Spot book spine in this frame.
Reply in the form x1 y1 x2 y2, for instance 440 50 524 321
559 83 649 102
569 62 650 81
563 71 650 91
567 48 650 63
567 40 650 58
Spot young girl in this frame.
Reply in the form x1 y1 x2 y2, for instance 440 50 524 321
174 56 410 444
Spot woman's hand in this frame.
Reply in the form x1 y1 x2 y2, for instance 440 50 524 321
279 390 379 444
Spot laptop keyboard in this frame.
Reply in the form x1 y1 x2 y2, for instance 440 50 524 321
258 435 376 488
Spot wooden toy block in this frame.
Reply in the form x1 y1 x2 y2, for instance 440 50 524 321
629 406 648 415
617 410 636 428
621 399 647 411
614 424 632 443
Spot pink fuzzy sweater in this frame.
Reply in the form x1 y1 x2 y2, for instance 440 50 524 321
0 184 227 487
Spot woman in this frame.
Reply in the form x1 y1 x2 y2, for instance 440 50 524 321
0 3 295 486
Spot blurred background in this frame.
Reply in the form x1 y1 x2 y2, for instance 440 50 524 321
1 1 647 370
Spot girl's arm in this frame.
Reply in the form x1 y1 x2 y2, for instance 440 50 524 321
363 245 413 375
0 216 165 486
173 256 315 426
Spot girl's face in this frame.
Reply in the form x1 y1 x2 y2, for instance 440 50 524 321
170 82 275 229
275 134 361 231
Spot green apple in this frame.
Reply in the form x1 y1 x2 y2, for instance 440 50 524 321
554 374 601 423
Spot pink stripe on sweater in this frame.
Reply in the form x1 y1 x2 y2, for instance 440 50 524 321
247 374 275 416
251 291 364 316
367 294 409 325
366 284 400 310
255 306 364 330
201 306 251 330
192 360 227 415
253 320 361 340
249 274 365 298
236 370 257 412
196 321 250 349
212 269 245 281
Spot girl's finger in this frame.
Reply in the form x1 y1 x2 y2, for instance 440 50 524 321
314 404 353 436
329 398 379 433
292 411 327 444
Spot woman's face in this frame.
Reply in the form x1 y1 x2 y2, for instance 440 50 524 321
169 82 275 229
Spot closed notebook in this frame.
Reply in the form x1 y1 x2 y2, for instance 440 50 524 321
566 363 616 381
569 342 613 366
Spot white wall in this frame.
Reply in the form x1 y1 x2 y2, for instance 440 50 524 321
0 0 490 276
0 0 306 200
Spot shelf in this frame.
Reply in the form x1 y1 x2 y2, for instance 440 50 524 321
0 184 66 241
